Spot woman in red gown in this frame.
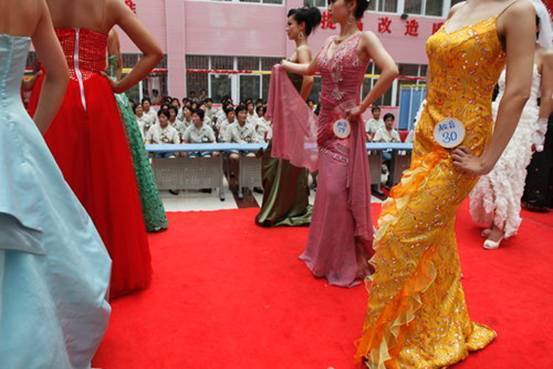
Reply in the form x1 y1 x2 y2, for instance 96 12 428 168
28 0 163 298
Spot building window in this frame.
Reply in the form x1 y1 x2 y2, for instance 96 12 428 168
305 0 327 7
404 0 423 14
378 0 398 13
210 74 232 103
403 0 444 16
425 0 444 16
395 63 427 105
211 56 233 70
237 56 259 71
362 64 394 106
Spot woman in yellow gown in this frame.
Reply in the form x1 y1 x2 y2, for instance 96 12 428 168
355 0 537 367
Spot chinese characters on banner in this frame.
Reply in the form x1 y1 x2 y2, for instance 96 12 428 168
321 11 364 31
378 16 444 36
125 0 137 13
317 11 445 37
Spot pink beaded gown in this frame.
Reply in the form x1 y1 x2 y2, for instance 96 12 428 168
299 32 373 287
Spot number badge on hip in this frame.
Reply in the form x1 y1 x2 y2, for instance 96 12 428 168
333 119 351 139
433 118 465 148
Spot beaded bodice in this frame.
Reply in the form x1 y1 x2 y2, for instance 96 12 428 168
317 32 369 108
56 28 107 81
417 17 506 155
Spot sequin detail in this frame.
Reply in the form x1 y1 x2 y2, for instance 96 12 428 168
56 28 107 82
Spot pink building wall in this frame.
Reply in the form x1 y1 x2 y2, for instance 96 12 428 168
120 0 445 97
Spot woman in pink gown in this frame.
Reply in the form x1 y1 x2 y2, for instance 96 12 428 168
282 0 398 287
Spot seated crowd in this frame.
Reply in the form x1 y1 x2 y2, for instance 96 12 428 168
133 94 271 146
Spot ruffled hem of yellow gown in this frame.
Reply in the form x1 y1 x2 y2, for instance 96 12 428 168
354 151 495 369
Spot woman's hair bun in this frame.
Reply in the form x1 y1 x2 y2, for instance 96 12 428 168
288 5 322 36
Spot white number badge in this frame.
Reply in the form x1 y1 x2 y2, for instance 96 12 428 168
333 119 351 139
433 117 465 148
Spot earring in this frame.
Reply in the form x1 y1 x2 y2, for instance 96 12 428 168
347 15 356 26
298 31 305 41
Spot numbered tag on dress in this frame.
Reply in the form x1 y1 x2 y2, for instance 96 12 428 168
333 119 351 139
433 118 465 148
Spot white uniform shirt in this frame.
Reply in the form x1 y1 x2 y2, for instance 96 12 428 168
135 114 149 139
246 112 258 126
225 121 261 144
365 118 385 135
146 124 181 144
182 123 216 144
255 117 272 142
171 120 188 141
373 127 401 143
217 118 234 142
142 109 158 130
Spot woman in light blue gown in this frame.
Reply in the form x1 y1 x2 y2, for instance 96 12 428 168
0 1 111 368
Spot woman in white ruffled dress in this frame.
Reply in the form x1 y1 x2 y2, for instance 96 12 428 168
469 0 553 249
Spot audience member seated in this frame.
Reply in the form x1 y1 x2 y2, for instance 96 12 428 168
168 106 187 140
307 98 316 111
203 98 217 125
365 106 385 142
142 97 158 129
225 105 262 145
245 100 258 125
170 97 181 110
373 113 400 187
181 106 194 127
182 109 218 157
373 113 401 143
133 103 148 139
254 105 272 142
217 107 236 143
146 109 181 158
255 98 264 110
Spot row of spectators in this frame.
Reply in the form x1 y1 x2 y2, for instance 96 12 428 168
365 106 414 143
133 96 271 145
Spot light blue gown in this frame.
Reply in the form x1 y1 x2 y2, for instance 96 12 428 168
0 34 111 369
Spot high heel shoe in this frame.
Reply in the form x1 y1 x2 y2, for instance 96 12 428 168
483 237 503 250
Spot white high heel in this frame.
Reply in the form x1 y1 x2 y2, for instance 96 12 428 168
483 237 503 250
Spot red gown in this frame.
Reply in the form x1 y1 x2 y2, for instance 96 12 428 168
28 28 151 298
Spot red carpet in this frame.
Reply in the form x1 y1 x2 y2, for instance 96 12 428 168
94 203 553 369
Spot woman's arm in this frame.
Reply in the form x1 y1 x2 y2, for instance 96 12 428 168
357 32 398 113
453 1 535 174
347 31 398 119
106 0 163 93
281 50 318 76
107 28 124 81
31 0 69 133
296 46 314 100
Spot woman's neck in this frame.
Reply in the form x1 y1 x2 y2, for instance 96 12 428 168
294 36 308 49
338 21 359 38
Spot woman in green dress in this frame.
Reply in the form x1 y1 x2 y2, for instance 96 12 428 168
107 29 168 232
255 6 321 227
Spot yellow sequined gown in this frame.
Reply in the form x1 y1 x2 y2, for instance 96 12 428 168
355 16 507 369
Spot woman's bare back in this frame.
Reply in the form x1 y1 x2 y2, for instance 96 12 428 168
46 0 119 34
0 0 41 37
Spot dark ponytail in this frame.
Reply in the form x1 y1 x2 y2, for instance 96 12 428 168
288 6 322 36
